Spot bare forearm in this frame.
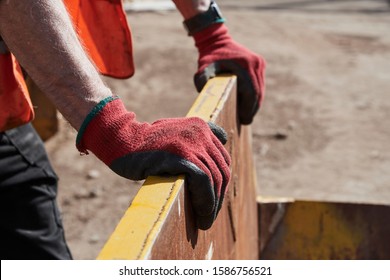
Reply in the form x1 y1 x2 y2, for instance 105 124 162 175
0 0 111 130
172 0 210 19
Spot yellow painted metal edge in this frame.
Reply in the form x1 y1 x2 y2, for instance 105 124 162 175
186 75 236 121
256 195 295 204
97 75 237 260
97 176 183 259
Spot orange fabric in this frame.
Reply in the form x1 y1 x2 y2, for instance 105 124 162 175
0 53 34 131
64 0 134 78
1 0 133 131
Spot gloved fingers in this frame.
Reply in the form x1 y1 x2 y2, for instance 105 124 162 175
194 62 219 93
179 152 227 230
209 141 230 216
211 133 231 167
215 185 226 217
204 139 230 220
204 129 231 190
175 158 218 231
147 153 216 213
110 151 218 220
207 122 228 145
195 60 259 124
208 138 230 209
198 151 225 198
183 157 218 222
195 208 218 230
201 143 230 226
185 167 220 230
217 60 259 124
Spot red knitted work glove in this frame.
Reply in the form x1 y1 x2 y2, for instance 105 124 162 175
76 96 231 229
193 23 266 124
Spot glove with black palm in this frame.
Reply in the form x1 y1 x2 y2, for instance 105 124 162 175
185 2 266 124
76 96 231 229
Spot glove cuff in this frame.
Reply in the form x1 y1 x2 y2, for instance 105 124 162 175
76 95 119 153
193 22 230 51
76 95 137 165
183 1 225 36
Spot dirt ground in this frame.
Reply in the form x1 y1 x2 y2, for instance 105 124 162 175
43 0 390 259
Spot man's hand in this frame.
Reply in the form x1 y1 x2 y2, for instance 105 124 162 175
76 96 231 230
193 23 266 125
173 1 265 124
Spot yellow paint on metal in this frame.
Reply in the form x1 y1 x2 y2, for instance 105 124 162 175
97 176 183 259
261 201 367 259
97 75 236 259
284 202 364 259
186 75 236 121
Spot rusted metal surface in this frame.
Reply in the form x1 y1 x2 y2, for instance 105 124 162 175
98 75 259 259
257 197 293 253
259 200 390 260
148 129 258 260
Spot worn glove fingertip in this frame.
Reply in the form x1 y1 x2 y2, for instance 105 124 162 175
208 122 228 145
194 63 218 92
196 213 216 230
194 72 208 93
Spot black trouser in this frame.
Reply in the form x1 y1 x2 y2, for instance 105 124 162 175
0 123 72 259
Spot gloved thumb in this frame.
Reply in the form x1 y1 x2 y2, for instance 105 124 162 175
208 122 227 145
194 62 219 92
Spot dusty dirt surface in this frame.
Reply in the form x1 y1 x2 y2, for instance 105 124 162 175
44 0 390 259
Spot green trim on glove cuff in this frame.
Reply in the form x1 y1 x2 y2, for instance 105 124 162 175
183 1 226 36
76 95 119 147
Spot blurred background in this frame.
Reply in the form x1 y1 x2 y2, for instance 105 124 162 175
43 0 390 259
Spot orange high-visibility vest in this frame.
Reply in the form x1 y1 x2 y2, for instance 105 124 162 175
64 0 134 78
0 52 34 131
0 0 134 132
